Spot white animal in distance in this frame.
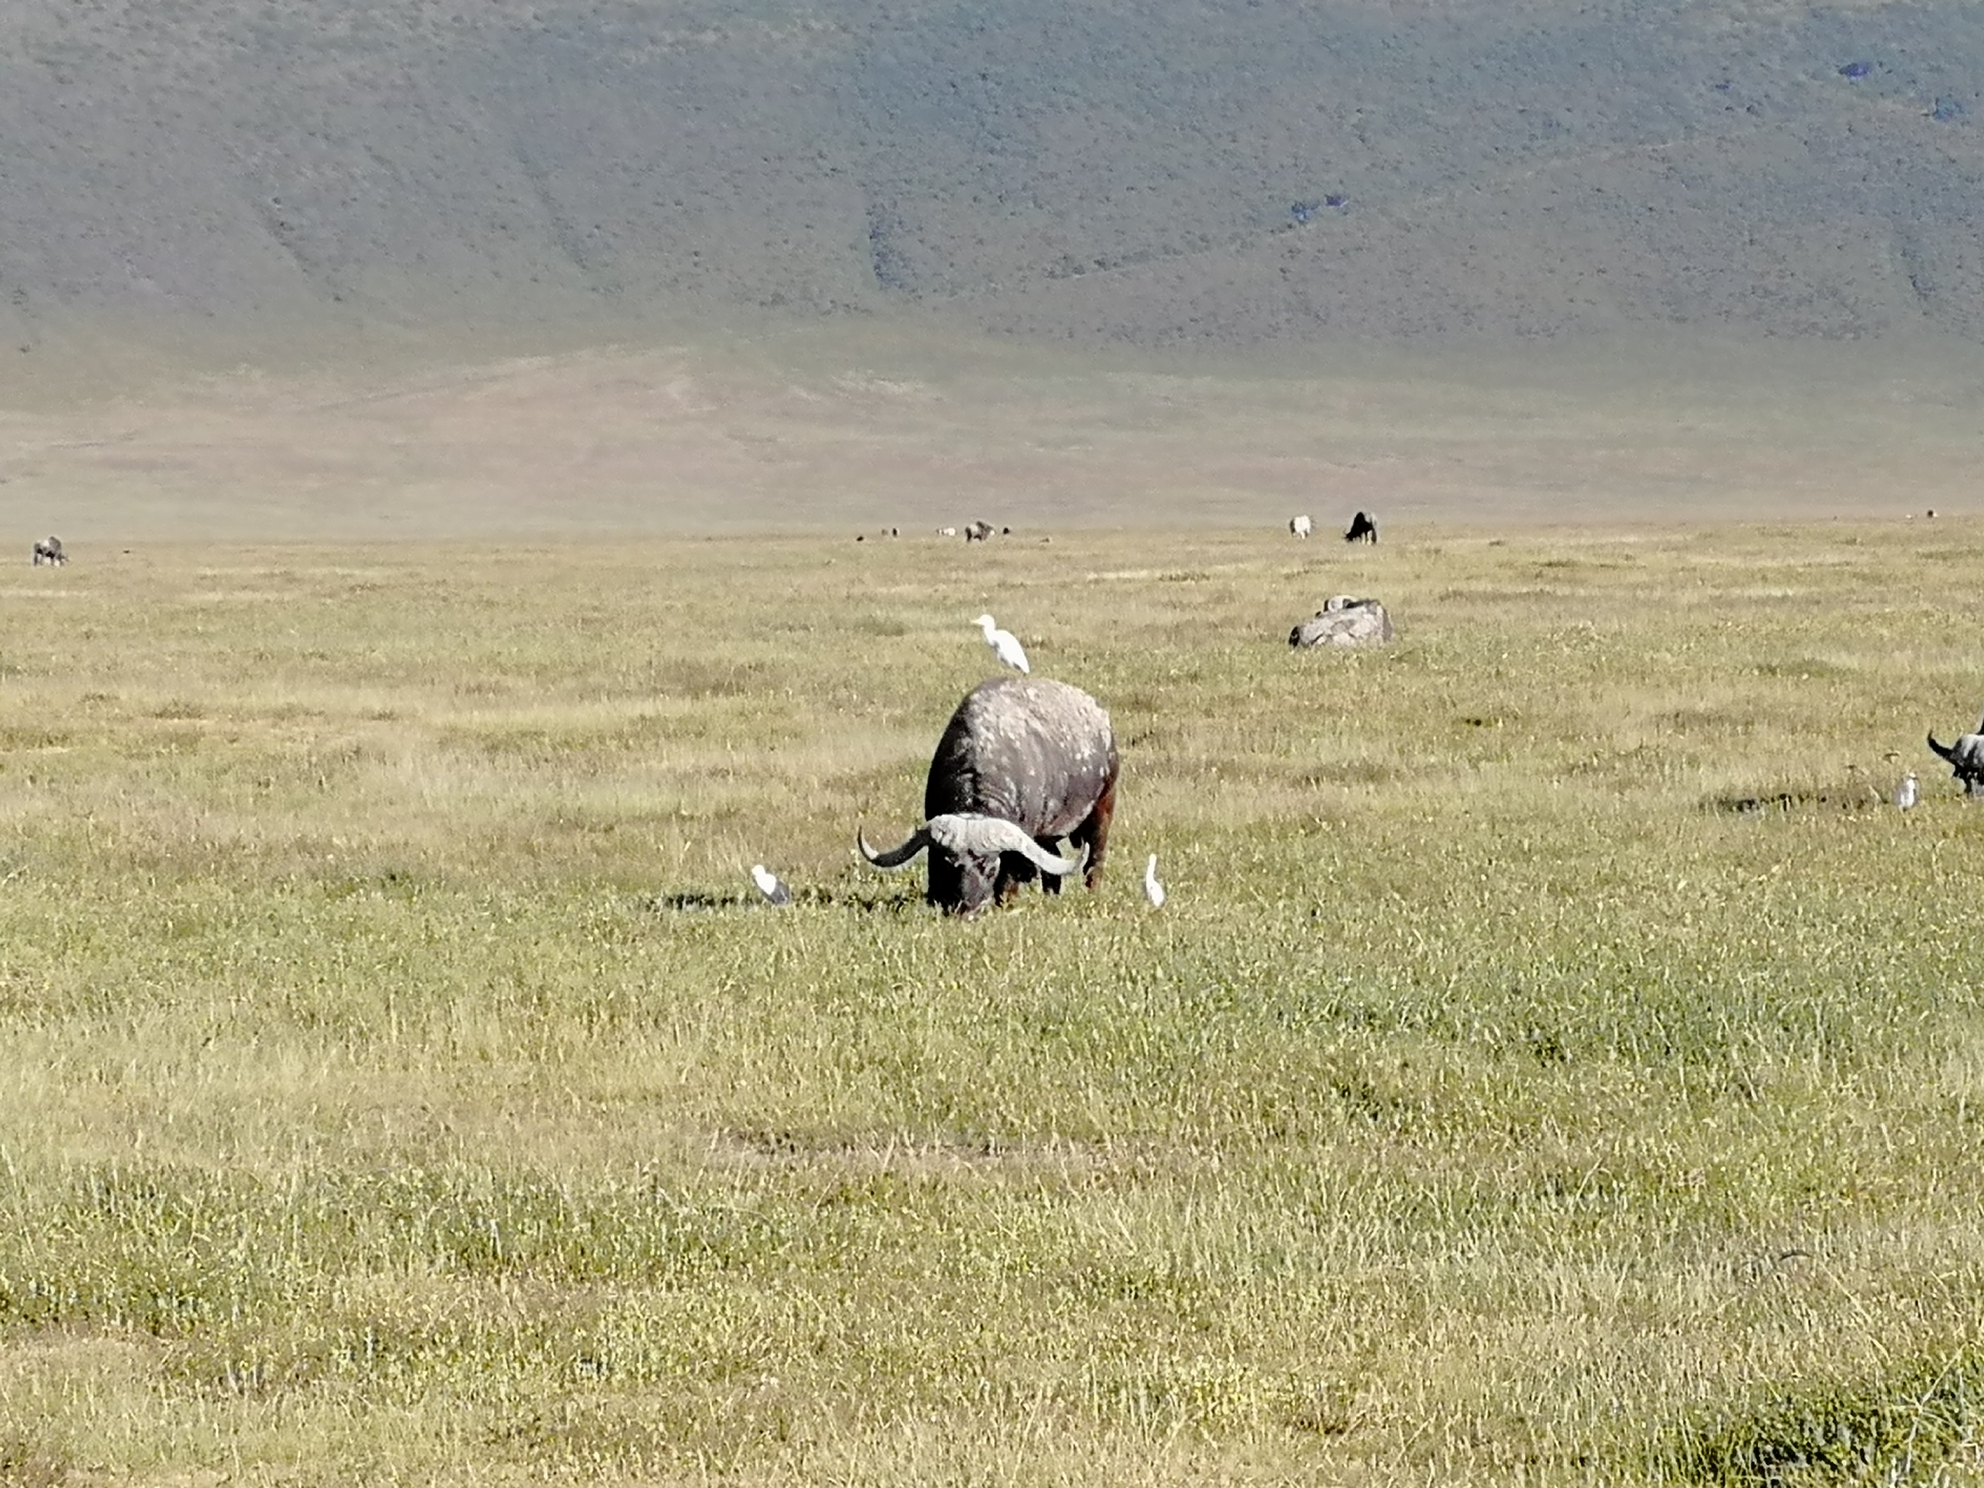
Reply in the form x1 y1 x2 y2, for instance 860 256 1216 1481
1895 772 1918 811
1289 515 1313 539
973 614 1030 674
750 864 793 906
1143 853 1165 908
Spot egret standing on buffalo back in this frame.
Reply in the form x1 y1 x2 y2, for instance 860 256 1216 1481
974 614 1030 674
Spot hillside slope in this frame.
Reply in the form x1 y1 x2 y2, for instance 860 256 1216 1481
4 0 1983 364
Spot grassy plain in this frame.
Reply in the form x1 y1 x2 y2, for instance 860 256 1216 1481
1 523 1982 1484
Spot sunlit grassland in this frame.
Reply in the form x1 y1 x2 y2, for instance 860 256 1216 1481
1 523 1982 1484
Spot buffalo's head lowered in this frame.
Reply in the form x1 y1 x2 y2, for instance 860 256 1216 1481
859 813 1085 913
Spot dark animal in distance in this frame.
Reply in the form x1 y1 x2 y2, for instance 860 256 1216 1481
1345 511 1378 544
859 676 1118 913
31 536 65 566
1927 721 1984 796
963 520 996 542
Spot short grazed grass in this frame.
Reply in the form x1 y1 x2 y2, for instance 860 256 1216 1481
1 524 1983 1484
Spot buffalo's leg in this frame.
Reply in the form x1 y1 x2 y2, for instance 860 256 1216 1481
1034 837 1068 894
996 853 1036 905
1069 777 1117 891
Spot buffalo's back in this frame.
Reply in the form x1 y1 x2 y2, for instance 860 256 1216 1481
925 678 1116 836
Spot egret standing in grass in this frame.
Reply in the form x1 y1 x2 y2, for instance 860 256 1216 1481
973 613 1030 674
1896 772 1919 811
750 864 793 906
1143 853 1165 908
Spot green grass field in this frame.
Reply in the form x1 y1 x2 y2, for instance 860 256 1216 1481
2 524 1982 1484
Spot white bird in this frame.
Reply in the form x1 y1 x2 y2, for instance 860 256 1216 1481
750 864 793 906
973 613 1030 674
1143 853 1166 908
1895 772 1919 811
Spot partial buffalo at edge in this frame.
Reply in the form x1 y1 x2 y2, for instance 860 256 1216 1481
1928 726 1984 796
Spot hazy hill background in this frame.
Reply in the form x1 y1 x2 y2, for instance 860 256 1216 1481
3 0 1983 534
6 0 1984 360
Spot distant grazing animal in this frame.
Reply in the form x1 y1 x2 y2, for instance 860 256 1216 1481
963 520 995 542
31 536 64 566
1345 511 1378 544
858 676 1119 913
750 864 793 906
937 526 958 538
974 613 1030 674
1895 772 1919 811
1143 853 1166 908
1927 723 1984 795
1289 514 1313 539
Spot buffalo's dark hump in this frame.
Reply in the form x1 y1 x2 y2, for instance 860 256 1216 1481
925 678 1117 838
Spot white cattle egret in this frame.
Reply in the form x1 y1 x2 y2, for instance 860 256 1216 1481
750 864 793 906
1895 772 1918 811
1143 853 1165 908
973 613 1030 674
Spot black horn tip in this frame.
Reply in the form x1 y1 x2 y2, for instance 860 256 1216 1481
859 823 932 869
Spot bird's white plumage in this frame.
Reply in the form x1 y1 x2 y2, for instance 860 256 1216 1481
1895 773 1918 811
750 864 793 905
1143 853 1165 908
973 613 1030 674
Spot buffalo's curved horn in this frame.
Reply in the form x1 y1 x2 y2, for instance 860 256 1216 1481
858 824 931 869
1928 733 1957 763
926 813 1085 875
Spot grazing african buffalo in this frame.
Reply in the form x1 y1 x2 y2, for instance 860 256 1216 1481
1345 511 1378 544
1928 722 1984 795
859 676 1119 913
31 536 64 566
963 520 995 542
